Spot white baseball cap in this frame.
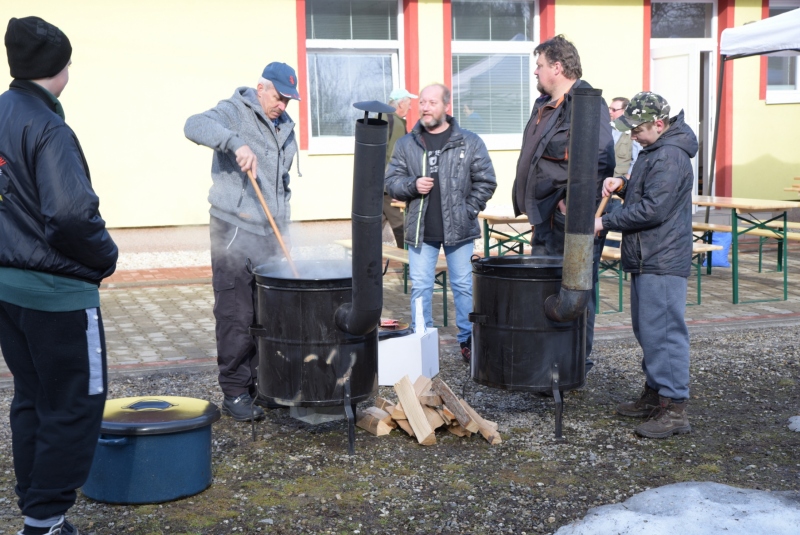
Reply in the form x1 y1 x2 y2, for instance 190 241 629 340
389 88 418 101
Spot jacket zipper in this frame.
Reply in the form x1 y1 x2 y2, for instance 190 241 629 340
637 233 644 273
415 150 426 247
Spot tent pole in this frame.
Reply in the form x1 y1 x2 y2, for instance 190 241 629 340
705 56 727 223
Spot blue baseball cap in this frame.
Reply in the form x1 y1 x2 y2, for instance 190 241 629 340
262 62 300 100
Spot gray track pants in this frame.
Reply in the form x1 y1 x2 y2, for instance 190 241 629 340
630 273 690 401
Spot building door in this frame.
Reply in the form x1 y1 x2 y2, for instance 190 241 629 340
649 0 717 195
651 45 701 196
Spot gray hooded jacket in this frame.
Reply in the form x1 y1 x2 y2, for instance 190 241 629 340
184 87 297 236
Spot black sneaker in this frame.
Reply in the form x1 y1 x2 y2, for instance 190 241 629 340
19 516 77 535
221 393 265 421
459 336 472 364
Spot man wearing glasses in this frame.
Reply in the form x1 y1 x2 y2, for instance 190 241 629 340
609 97 641 179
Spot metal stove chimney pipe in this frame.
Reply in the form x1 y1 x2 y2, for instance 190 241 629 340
335 101 395 336
545 87 603 322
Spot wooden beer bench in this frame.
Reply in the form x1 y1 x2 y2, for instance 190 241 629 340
596 232 723 313
335 240 449 326
692 221 800 274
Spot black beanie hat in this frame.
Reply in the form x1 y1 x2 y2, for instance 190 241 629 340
5 16 72 80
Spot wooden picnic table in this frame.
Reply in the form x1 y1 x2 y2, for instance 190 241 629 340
692 196 798 304
477 212 532 257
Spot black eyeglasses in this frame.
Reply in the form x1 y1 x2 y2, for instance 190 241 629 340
609 106 625 112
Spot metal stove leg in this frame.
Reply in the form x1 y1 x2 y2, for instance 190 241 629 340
552 364 563 439
344 376 355 455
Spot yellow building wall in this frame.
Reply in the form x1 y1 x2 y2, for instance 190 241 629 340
2 0 301 228
555 1 645 103
731 2 800 200
417 0 446 87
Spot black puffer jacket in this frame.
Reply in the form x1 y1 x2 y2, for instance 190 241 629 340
601 111 697 276
0 81 117 284
385 116 496 247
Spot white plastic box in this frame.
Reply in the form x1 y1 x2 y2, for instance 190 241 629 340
377 299 439 386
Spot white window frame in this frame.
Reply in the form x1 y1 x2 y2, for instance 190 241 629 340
766 1 800 105
305 1 404 155
450 1 539 150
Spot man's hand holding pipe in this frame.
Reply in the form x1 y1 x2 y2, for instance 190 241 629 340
235 145 258 174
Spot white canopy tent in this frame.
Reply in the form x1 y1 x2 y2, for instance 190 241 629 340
719 7 800 59
706 8 800 210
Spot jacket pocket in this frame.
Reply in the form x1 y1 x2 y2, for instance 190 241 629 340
542 127 569 162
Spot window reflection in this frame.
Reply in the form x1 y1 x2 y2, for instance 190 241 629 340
452 0 535 41
306 0 397 40
308 54 394 137
452 53 530 134
767 7 799 91
651 2 712 39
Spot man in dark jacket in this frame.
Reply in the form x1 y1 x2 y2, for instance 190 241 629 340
595 92 697 439
385 84 496 362
184 62 300 421
511 34 615 374
0 16 118 535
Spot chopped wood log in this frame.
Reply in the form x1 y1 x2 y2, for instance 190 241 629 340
447 423 472 437
436 408 452 425
356 409 393 436
395 418 414 437
413 375 432 396
459 400 501 445
394 375 436 445
375 397 395 412
441 406 455 421
390 402 407 420
364 406 397 429
422 406 446 429
418 390 443 407
431 377 479 433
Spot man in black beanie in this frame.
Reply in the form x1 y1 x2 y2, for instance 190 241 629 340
0 16 118 535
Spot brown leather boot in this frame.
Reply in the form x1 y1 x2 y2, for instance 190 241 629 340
616 384 660 417
634 396 691 439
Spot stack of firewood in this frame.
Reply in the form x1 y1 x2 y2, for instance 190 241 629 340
356 375 501 446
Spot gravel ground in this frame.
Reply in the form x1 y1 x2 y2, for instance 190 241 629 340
0 326 798 534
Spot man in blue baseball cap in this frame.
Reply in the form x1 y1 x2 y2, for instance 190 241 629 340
184 62 300 421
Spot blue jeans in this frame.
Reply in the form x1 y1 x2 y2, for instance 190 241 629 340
408 240 474 343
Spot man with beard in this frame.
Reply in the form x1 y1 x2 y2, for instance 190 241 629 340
511 34 615 375
385 84 496 363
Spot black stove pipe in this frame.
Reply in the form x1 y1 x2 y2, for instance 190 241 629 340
545 87 603 322
335 102 394 336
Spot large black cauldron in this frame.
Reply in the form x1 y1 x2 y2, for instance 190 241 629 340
470 255 586 392
251 259 378 408
470 255 586 439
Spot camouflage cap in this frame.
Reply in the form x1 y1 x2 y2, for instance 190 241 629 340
614 91 670 132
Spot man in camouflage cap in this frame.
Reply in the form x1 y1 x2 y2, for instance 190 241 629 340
594 91 699 439
615 91 671 133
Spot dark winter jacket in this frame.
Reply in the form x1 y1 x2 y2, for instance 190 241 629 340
601 111 698 277
385 116 496 247
0 80 118 284
512 79 615 225
184 87 297 237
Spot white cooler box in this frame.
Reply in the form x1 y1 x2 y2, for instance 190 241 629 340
378 299 439 386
